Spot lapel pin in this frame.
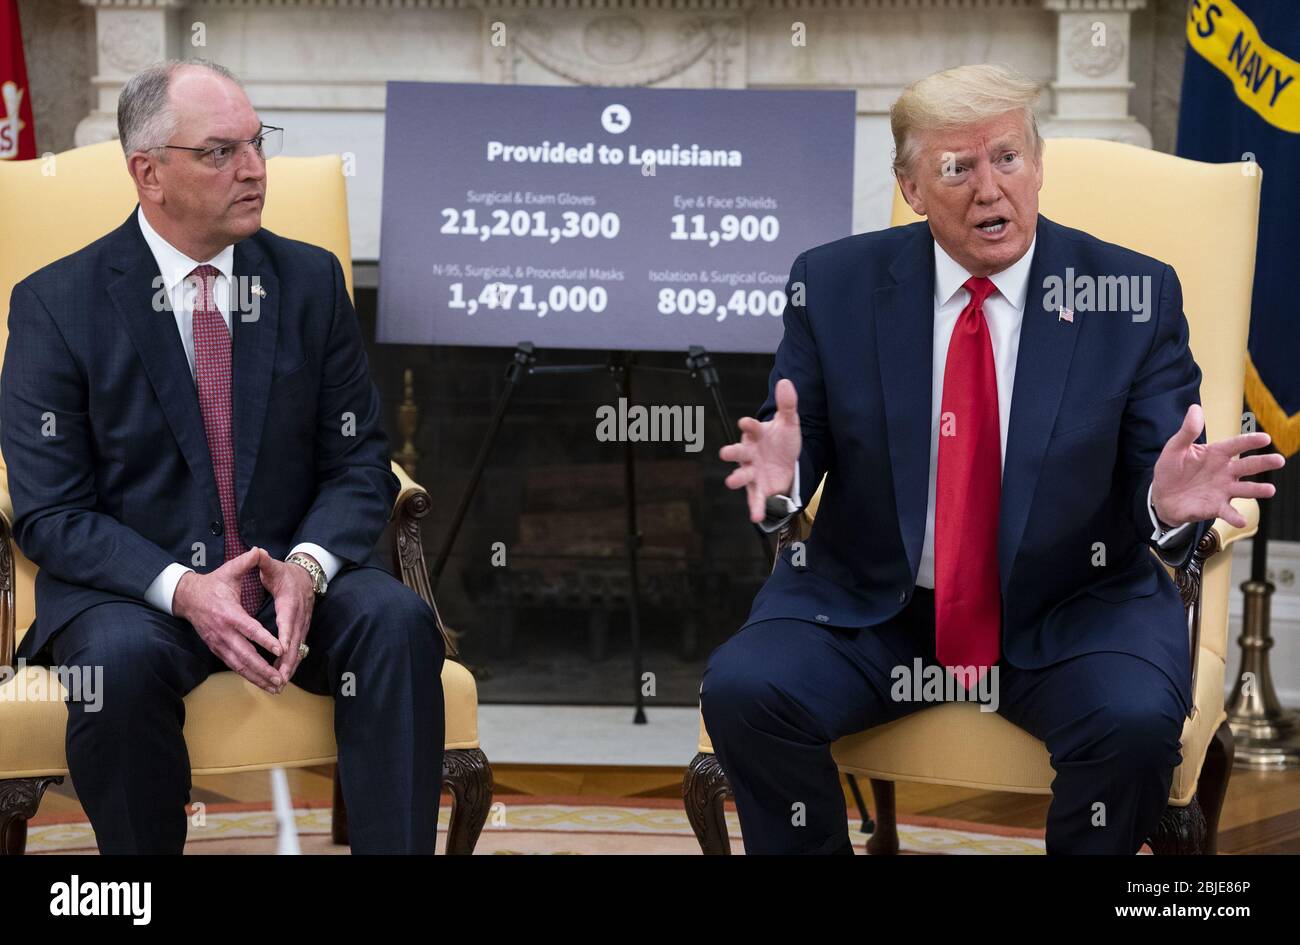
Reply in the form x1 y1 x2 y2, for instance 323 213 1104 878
1058 306 1074 324
252 284 267 299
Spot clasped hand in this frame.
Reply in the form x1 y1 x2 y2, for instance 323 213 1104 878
172 547 317 695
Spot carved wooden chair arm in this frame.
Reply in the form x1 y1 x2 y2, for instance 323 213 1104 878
1175 497 1258 721
0 469 13 671
389 460 457 658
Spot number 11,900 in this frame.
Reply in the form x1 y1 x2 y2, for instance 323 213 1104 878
669 214 780 247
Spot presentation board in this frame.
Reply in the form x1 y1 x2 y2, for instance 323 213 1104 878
377 81 855 353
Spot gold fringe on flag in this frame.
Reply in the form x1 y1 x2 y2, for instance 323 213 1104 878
1245 351 1300 459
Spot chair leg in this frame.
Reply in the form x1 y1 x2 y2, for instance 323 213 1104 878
845 774 876 835
1148 795 1209 855
866 778 899 854
331 765 349 846
1196 720 1234 855
1148 719 1234 856
443 748 492 855
683 752 732 855
0 776 63 855
332 754 492 853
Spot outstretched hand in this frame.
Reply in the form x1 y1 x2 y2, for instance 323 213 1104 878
719 378 802 523
1151 403 1286 529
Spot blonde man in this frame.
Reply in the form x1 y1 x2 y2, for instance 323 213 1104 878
707 64 1283 854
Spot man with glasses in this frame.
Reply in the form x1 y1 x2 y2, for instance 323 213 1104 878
0 59 445 853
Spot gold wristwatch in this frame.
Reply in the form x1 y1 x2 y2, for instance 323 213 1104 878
286 552 328 597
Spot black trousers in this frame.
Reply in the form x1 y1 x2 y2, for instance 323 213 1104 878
49 564 445 854
701 586 1185 855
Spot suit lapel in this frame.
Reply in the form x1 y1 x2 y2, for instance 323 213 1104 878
230 237 279 519
997 216 1081 591
875 224 935 582
107 211 221 516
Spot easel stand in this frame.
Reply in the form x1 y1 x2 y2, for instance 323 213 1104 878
431 341 772 723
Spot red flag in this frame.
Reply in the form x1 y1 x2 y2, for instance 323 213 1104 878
0 0 36 160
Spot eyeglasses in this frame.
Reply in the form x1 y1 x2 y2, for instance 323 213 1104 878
150 125 284 169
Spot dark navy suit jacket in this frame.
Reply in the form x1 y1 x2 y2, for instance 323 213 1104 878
746 215 1212 716
2 210 399 661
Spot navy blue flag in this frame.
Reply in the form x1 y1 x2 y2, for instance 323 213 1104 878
1178 0 1300 456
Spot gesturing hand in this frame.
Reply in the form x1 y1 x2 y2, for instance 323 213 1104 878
719 378 803 523
1151 403 1286 529
173 546 284 695
257 552 317 683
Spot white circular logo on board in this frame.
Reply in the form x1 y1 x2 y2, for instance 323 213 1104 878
601 104 631 135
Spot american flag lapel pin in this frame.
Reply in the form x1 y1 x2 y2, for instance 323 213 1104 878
1058 306 1074 324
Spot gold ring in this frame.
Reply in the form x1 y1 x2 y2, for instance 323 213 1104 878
298 643 310 659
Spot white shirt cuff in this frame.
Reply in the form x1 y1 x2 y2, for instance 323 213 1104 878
1147 482 1192 547
144 562 194 617
289 542 343 583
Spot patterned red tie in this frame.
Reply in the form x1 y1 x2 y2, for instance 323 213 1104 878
934 276 1002 688
188 265 264 616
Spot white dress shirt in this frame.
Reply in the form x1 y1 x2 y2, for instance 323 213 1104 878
765 234 1191 585
135 207 342 615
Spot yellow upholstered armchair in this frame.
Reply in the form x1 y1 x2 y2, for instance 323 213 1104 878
0 140 490 854
685 139 1261 855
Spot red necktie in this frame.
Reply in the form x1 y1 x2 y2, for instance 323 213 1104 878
189 265 264 616
934 276 1002 688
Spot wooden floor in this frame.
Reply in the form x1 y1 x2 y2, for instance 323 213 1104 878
36 759 1300 853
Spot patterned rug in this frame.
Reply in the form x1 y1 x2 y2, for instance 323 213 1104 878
24 796 1048 854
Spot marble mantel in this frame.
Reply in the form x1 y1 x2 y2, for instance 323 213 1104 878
75 0 1153 259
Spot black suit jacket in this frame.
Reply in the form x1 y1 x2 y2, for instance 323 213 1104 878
746 216 1213 715
2 210 399 660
